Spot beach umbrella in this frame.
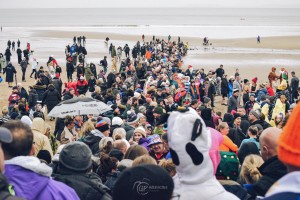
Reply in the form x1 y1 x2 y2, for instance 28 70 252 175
48 97 112 118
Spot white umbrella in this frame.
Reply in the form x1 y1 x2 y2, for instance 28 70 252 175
48 97 112 118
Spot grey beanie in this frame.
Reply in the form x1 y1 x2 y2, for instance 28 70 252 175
59 142 92 171
250 109 261 119
139 106 146 113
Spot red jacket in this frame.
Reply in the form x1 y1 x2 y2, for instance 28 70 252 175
267 86 275 96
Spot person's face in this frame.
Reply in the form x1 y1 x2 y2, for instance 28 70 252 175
139 117 146 124
162 139 169 151
115 107 120 114
234 92 239 97
153 113 160 119
237 108 245 116
134 132 143 142
68 121 75 129
157 91 162 96
280 95 286 103
275 115 283 123
248 113 256 122
151 143 164 154
168 96 174 104
116 94 120 100
221 125 229 135
128 98 132 105
0 144 4 173
70 89 75 95
234 117 242 126
103 130 110 137
250 96 255 102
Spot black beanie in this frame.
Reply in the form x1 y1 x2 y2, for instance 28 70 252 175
113 164 174 200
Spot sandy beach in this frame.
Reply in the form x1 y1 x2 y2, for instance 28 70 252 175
0 27 299 129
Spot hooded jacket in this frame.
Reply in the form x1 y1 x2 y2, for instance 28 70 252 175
4 156 79 200
83 129 105 154
32 117 53 157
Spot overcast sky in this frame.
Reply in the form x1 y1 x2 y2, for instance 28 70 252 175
2 0 300 8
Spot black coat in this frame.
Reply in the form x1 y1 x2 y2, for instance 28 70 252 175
54 117 65 140
3 63 16 82
42 86 61 113
33 82 47 101
221 78 229 95
4 49 11 61
228 127 246 147
19 87 29 101
106 73 116 89
53 170 111 200
28 89 38 108
52 77 62 94
63 92 74 101
251 119 271 130
252 156 287 197
0 174 23 200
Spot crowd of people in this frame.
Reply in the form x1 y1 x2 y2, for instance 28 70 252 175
0 35 299 200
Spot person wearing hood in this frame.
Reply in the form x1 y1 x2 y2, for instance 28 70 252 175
52 142 112 200
3 62 16 88
0 53 6 73
31 117 53 157
2 121 80 200
42 84 61 119
84 64 93 82
4 47 11 63
228 89 239 113
167 108 239 199
63 87 75 100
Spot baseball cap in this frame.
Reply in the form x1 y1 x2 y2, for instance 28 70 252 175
0 127 13 143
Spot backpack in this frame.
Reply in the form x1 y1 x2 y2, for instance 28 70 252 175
216 151 239 181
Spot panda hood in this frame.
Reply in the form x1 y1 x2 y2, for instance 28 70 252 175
168 108 239 200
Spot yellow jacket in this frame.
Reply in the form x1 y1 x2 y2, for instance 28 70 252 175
272 99 286 120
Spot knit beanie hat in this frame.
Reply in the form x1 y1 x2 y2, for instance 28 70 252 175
249 109 260 119
278 102 300 167
252 77 258 84
113 164 174 200
154 106 163 115
59 142 92 171
112 117 123 126
139 106 146 113
233 113 241 121
134 127 146 138
127 111 139 125
37 150 52 164
96 119 110 132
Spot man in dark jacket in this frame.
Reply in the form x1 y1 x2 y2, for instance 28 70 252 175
3 62 16 88
251 128 287 198
237 107 250 135
228 89 239 113
52 142 112 200
4 48 11 63
90 63 97 78
20 57 27 82
249 109 271 130
16 47 22 64
77 76 88 95
100 56 108 74
52 74 62 95
215 64 225 78
17 83 28 101
28 86 38 110
63 88 75 101
221 75 229 105
291 71 299 102
42 84 61 118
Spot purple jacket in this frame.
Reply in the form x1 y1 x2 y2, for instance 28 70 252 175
4 156 79 200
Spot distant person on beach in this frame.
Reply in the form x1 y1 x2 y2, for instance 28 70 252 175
12 41 15 51
142 34 145 41
3 62 16 87
73 36 76 44
82 36 86 46
100 56 108 74
16 47 22 64
17 39 20 47
168 35 171 42
1 26 2 32
257 35 260 43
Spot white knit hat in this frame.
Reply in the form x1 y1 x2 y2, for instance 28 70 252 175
112 117 123 126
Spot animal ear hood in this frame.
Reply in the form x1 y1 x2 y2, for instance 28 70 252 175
168 108 214 184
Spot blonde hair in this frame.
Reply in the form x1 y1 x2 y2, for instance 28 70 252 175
217 122 228 132
99 137 114 152
112 128 126 141
80 120 95 138
94 86 101 93
159 159 176 176
240 155 264 184
132 155 157 167
2 106 8 115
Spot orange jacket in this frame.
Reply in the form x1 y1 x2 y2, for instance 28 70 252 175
219 135 238 153
145 51 152 59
